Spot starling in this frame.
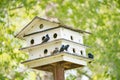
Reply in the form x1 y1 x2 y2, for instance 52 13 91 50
88 53 94 59
64 45 69 51
51 47 59 55
60 45 65 52
42 34 50 43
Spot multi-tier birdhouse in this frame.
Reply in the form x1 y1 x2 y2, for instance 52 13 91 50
16 16 93 80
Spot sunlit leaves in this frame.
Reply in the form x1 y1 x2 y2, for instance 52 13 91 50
42 0 120 80
0 0 120 80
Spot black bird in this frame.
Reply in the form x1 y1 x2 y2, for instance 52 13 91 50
88 53 94 59
51 47 59 55
64 45 69 51
60 45 65 52
42 34 50 43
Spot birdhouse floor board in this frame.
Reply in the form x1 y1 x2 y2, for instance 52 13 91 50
22 53 92 70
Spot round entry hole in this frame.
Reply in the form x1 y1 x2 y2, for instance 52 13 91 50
53 33 57 38
73 48 75 53
30 39 34 44
44 49 48 54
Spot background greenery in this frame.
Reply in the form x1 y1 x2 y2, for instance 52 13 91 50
0 0 120 80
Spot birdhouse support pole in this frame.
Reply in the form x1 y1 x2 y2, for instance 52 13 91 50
53 63 64 80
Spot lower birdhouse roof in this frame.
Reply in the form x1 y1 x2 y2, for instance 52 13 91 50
22 52 93 71
20 39 89 51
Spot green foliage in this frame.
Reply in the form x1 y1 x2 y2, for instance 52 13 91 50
0 0 120 80
66 74 76 80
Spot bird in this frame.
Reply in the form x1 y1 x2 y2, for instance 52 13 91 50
60 45 65 52
64 45 69 51
51 47 59 55
88 53 94 59
42 34 50 43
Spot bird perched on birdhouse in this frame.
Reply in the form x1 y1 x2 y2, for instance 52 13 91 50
41 34 50 43
51 47 59 55
88 53 94 59
60 44 69 52
16 16 93 72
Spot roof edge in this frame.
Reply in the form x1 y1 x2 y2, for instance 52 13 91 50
19 38 90 50
15 16 38 38
22 52 93 63
15 16 60 38
58 24 92 34
15 16 92 39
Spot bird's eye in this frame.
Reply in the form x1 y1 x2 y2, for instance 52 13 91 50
39 24 43 29
53 33 57 39
44 49 48 54
30 39 34 44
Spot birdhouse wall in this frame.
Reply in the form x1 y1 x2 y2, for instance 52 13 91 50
61 28 84 44
25 40 86 60
28 40 62 60
61 40 86 56
25 20 59 35
24 28 61 46
24 27 84 47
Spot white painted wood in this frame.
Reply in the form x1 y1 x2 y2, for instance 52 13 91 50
21 39 87 60
16 17 92 74
61 28 84 44
25 54 64 68
26 20 59 35
61 40 86 56
23 53 90 68
16 16 90 40
16 17 59 39
24 28 61 46
24 27 84 47
28 40 61 60
63 56 87 66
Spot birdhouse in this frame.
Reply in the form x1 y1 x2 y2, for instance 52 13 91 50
16 16 93 80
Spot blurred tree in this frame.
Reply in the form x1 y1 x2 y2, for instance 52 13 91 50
0 0 120 80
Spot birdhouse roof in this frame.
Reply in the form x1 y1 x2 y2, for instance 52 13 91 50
15 16 91 39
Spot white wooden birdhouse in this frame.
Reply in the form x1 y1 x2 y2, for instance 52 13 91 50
16 16 93 72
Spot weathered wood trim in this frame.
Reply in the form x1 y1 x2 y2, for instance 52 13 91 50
24 55 63 68
20 38 89 51
22 52 92 63
15 16 59 38
15 16 91 39
23 26 91 37
22 53 92 68
24 27 60 37
15 16 38 38
63 56 87 66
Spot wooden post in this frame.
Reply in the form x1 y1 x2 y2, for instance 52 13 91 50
53 63 64 80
